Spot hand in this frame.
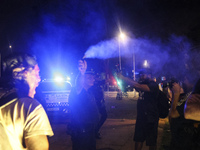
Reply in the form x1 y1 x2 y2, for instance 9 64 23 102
171 82 181 94
78 59 87 75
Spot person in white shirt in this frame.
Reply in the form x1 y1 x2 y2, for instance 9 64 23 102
0 53 54 150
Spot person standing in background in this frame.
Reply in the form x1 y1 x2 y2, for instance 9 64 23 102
90 75 107 139
117 70 159 150
185 78 200 121
169 73 200 150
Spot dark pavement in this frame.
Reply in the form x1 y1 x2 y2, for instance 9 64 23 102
48 118 168 150
48 93 169 150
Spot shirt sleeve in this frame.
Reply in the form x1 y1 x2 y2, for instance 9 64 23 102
24 104 54 138
176 101 185 116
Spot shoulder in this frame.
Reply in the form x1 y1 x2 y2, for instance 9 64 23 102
19 97 40 105
69 87 87 99
193 78 200 94
0 92 42 111
17 97 43 112
147 81 158 91
148 80 158 85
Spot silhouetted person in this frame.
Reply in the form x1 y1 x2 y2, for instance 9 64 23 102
185 78 200 120
90 79 107 139
159 76 172 101
169 73 200 150
118 70 159 150
68 60 99 150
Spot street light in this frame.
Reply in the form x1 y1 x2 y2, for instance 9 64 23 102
119 32 125 40
143 60 149 68
9 45 13 53
133 53 135 81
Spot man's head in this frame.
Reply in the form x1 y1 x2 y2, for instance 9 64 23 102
139 69 152 82
2 53 41 98
83 70 95 89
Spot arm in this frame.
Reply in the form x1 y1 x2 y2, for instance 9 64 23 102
117 74 150 92
169 83 181 118
184 94 200 121
75 60 87 94
25 135 49 150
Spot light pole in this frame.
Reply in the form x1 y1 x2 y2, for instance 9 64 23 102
133 53 135 81
118 32 125 71
116 32 126 100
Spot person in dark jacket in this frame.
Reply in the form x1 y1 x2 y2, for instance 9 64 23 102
68 60 99 150
118 70 159 150
90 76 107 139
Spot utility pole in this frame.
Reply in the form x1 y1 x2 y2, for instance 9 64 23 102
133 53 135 81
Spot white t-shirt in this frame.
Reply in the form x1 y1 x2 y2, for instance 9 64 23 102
0 96 54 150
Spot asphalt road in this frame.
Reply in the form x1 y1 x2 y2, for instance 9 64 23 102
47 94 138 124
47 94 168 150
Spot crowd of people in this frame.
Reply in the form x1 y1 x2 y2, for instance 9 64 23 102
0 52 200 150
118 69 200 150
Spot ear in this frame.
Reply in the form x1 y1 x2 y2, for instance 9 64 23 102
23 70 29 79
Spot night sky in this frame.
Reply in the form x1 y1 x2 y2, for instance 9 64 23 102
1 0 200 80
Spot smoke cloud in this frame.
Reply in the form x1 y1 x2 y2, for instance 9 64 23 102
84 39 119 59
84 34 200 78
27 0 200 80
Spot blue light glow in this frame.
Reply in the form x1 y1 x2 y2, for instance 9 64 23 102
54 76 64 82
66 76 71 81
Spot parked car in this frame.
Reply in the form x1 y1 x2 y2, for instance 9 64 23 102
35 79 72 114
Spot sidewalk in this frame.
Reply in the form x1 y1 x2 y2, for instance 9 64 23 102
49 118 169 150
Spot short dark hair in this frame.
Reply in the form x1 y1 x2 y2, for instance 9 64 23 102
2 53 37 79
0 53 37 90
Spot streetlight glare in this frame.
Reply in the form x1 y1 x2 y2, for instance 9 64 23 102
119 32 126 40
144 60 148 67
118 31 127 71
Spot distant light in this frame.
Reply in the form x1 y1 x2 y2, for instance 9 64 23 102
9 45 12 49
144 60 148 67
